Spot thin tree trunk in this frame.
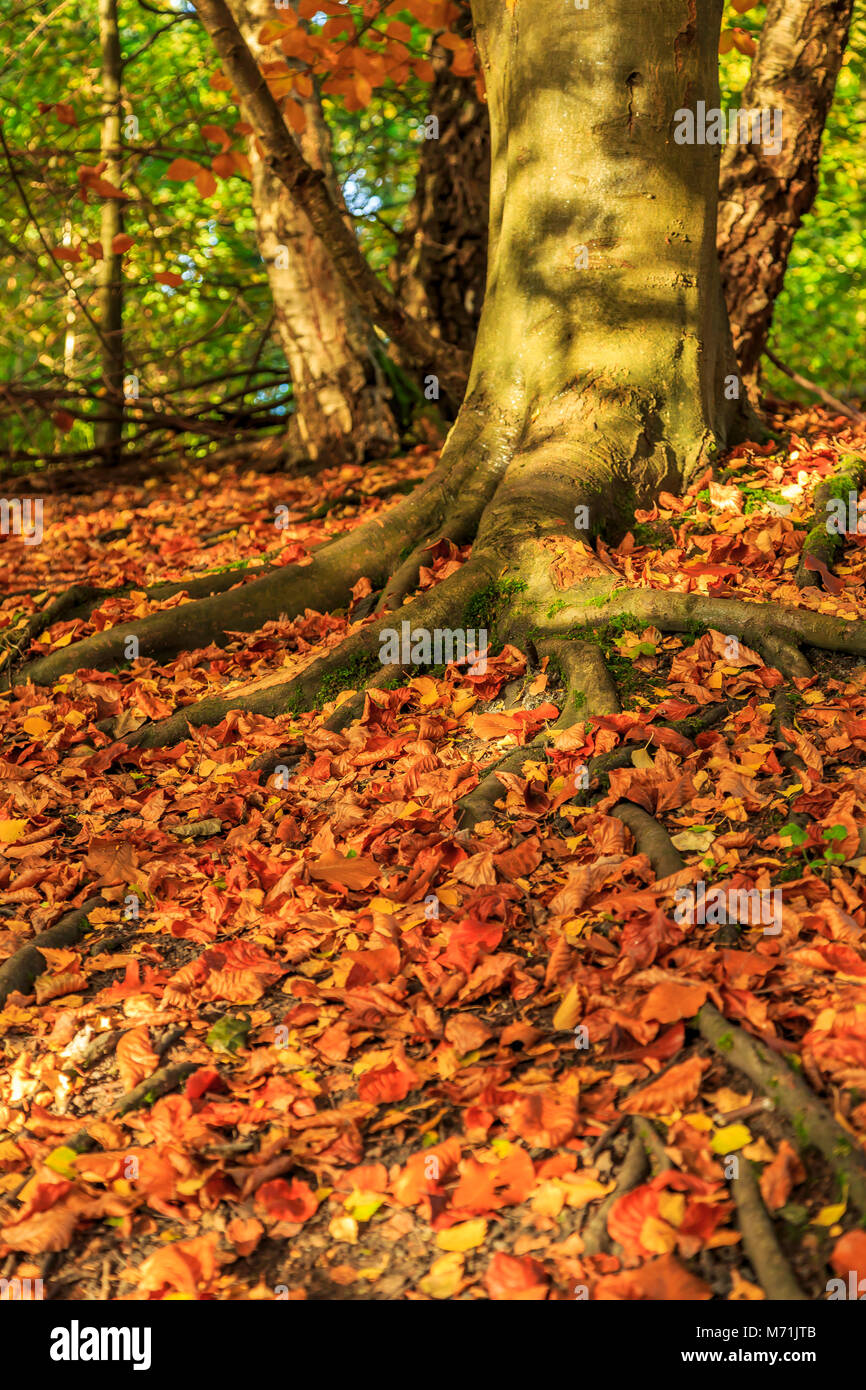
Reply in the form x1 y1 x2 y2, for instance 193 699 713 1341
95 0 124 465
718 0 854 390
391 2 489 365
231 0 399 463
195 0 470 404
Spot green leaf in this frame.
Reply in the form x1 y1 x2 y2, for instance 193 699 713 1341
206 1014 251 1055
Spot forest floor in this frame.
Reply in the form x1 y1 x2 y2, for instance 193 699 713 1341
2 404 866 1301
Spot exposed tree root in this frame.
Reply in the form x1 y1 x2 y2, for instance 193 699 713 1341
568 702 734 811
631 1116 674 1175
62 1061 199 1158
0 585 97 682
795 453 866 590
113 557 496 752
17 407 508 687
698 1003 866 1218
582 1129 648 1257
731 1158 806 1301
610 802 685 880
0 896 107 1010
457 639 620 829
505 576 866 673
774 688 808 774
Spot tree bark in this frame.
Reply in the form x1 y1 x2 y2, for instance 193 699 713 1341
465 0 750 558
23 0 761 688
718 0 854 390
390 1 489 368
232 0 400 464
95 0 125 465
194 0 471 405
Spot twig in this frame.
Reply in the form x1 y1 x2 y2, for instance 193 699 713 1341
765 348 866 424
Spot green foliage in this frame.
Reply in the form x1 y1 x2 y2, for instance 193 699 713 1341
721 1 866 395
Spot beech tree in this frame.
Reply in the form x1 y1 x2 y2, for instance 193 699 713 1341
18 0 866 823
231 0 400 463
718 0 855 387
390 0 489 360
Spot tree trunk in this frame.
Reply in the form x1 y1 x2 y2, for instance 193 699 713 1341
391 1 489 366
463 0 751 557
231 0 400 464
718 0 854 390
26 0 779 704
95 0 124 466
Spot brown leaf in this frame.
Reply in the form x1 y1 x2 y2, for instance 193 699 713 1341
116 1026 159 1091
84 836 140 885
759 1140 805 1211
621 1056 709 1115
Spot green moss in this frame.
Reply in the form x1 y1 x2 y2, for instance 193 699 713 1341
631 520 674 547
742 487 786 515
716 1031 734 1052
317 653 380 707
464 578 527 633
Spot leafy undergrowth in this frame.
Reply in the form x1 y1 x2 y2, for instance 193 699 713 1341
2 410 866 1302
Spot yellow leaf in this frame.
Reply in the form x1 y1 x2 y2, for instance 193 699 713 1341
711 1123 752 1154
436 1218 487 1252
657 1191 686 1227
812 1201 847 1227
561 1174 616 1208
684 1112 714 1132
0 818 28 844
552 983 582 1032
44 1145 78 1179
22 716 52 737
418 1252 464 1299
451 692 476 718
640 1215 678 1254
344 1190 383 1222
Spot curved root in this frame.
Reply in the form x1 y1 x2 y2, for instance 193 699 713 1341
114 557 496 752
698 1002 866 1218
732 1159 806 1301
457 639 620 830
18 410 508 686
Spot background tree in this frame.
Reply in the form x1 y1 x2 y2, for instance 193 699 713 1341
719 0 856 390
230 0 400 464
390 0 489 361
95 0 126 465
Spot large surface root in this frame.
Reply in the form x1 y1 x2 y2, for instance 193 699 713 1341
113 557 497 752
457 639 620 830
698 1003 866 1218
16 409 509 686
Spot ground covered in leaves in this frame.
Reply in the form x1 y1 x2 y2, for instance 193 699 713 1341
2 407 866 1301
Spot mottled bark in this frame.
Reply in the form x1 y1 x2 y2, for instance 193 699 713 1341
95 0 124 465
391 2 489 368
467 0 751 562
718 0 854 388
232 0 399 463
195 0 470 405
